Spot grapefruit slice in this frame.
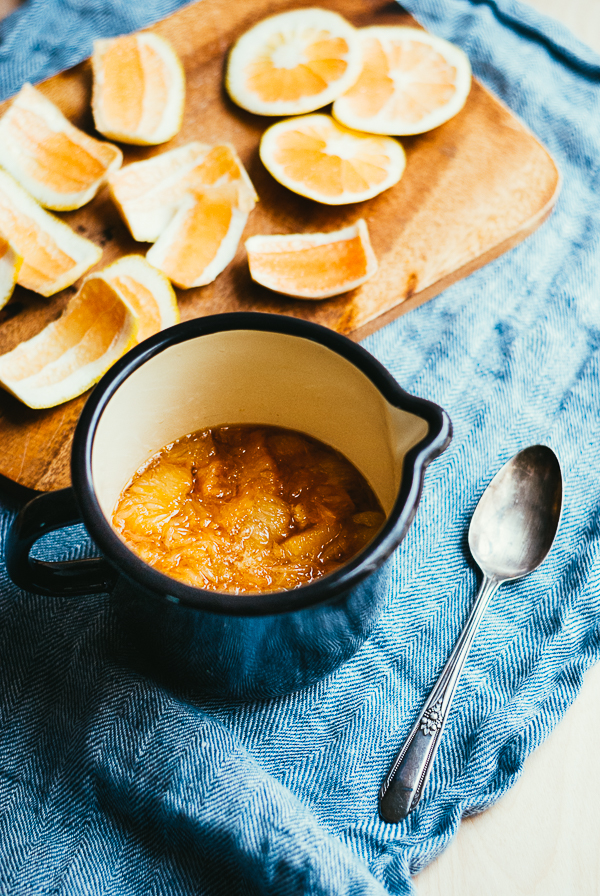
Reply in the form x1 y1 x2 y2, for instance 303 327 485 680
260 113 405 204
109 141 257 243
0 275 137 408
0 237 22 310
100 254 179 343
92 32 185 145
0 169 102 297
226 7 362 117
146 181 256 289
246 220 377 299
332 26 471 135
0 83 122 211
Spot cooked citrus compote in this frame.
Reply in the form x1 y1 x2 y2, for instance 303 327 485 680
112 424 385 594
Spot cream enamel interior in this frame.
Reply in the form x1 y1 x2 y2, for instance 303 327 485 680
91 329 429 521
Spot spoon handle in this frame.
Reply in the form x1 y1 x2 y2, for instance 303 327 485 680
379 575 500 823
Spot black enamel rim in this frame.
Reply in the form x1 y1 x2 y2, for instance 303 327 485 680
72 312 451 616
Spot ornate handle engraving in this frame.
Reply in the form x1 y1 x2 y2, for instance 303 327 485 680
379 576 500 823
420 700 443 736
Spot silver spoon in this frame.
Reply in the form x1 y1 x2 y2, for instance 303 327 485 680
379 444 562 823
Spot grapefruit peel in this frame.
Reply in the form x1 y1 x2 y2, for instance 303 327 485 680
100 254 180 343
226 7 363 117
0 274 138 409
0 83 123 211
146 180 257 289
92 32 185 146
246 219 378 299
259 113 406 204
332 26 472 136
108 141 257 243
0 168 102 297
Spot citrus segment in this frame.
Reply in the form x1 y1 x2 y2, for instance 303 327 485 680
146 181 256 289
246 219 377 299
332 27 471 135
0 276 137 408
92 32 185 145
0 83 122 211
0 237 22 310
109 141 257 243
0 169 102 297
260 113 405 204
100 254 179 343
226 7 362 116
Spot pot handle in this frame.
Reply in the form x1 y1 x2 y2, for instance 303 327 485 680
5 487 118 596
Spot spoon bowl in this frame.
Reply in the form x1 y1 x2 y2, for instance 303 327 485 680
469 444 563 581
379 444 562 823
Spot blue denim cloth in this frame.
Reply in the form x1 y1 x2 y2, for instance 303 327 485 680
1 0 600 893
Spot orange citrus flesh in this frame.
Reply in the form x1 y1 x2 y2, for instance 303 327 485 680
0 83 122 210
99 36 154 135
225 7 362 116
92 32 185 145
0 236 22 310
0 169 101 297
245 37 348 102
332 27 471 135
0 276 137 408
109 141 257 243
146 181 255 289
260 113 406 204
246 220 377 299
112 424 386 594
100 254 179 343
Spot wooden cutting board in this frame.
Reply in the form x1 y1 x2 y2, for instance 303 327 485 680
0 0 560 492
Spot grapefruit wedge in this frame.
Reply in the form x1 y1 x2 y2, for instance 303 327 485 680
101 254 179 343
109 141 257 243
0 83 122 211
92 32 185 145
0 169 102 297
0 275 137 408
332 26 471 135
146 181 256 289
260 113 405 204
226 7 362 117
0 237 22 310
246 220 377 299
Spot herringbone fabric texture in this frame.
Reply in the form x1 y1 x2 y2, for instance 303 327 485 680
1 0 599 893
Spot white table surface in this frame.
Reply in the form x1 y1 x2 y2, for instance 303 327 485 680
0 0 597 893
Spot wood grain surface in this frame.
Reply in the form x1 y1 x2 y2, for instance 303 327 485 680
0 0 560 491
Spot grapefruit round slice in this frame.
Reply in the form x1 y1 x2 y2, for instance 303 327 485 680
246 219 377 299
332 26 471 135
92 32 185 145
260 113 405 204
0 275 138 408
109 141 257 243
146 181 257 289
0 169 102 297
100 254 179 343
0 237 22 311
226 7 362 116
0 83 122 211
